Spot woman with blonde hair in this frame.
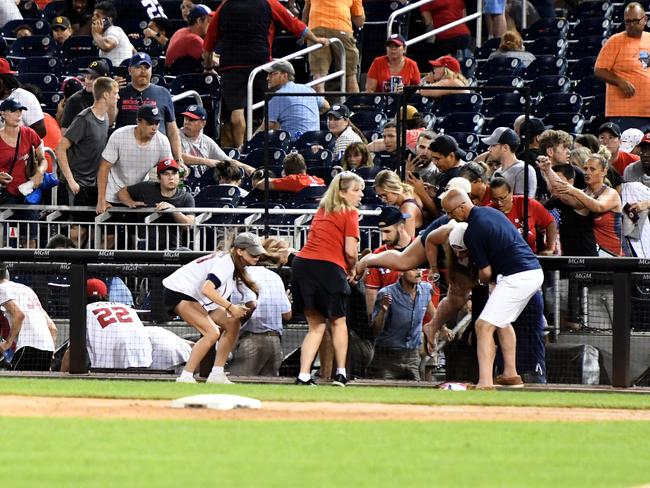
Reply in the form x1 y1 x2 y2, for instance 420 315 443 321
292 171 365 386
374 169 424 237
487 30 536 68
418 55 469 98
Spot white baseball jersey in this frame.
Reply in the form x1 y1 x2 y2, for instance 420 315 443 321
0 281 54 352
145 326 192 370
86 301 152 369
162 252 237 310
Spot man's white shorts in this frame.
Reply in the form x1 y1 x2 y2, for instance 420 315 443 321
479 268 544 328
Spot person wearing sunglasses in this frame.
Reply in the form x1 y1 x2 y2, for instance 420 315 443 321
595 2 650 132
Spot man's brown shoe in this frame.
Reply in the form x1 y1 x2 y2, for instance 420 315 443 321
495 375 524 387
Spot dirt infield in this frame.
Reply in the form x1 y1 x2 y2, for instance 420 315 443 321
2 395 650 421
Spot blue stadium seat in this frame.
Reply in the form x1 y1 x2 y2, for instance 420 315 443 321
169 73 220 97
482 92 525 118
522 18 569 41
60 36 98 63
243 130 292 153
65 56 109 76
582 93 606 120
436 112 484 134
7 35 54 57
432 93 483 117
355 166 382 181
479 76 524 98
194 185 242 207
528 75 570 97
568 56 598 82
309 166 341 184
474 37 501 60
41 91 62 116
522 55 567 80
16 56 63 77
568 1 613 22
460 57 478 79
574 75 606 99
299 149 333 166
446 132 479 152
568 17 612 41
527 37 567 57
131 37 164 58
566 36 605 60
42 0 66 22
345 94 387 113
1 19 50 38
482 112 521 135
289 186 327 208
350 110 388 132
222 148 240 160
476 57 522 80
364 130 382 142
543 113 585 134
533 92 583 118
407 94 434 114
17 1 41 18
361 185 382 203
293 130 335 151
17 72 59 92
242 148 286 168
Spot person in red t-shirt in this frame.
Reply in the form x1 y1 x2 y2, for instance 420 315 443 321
0 99 48 247
253 153 325 192
489 177 557 255
419 0 471 59
365 34 421 93
598 122 640 175
292 171 365 386
165 5 213 69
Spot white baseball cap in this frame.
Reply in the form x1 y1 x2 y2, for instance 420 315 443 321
439 176 472 201
448 222 468 249
620 128 644 153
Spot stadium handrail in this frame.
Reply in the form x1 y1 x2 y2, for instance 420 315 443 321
387 0 484 48
246 37 346 141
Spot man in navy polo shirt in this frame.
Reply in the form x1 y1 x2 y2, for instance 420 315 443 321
114 52 182 165
441 188 544 389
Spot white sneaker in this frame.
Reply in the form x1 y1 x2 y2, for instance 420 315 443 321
206 372 234 384
175 375 197 383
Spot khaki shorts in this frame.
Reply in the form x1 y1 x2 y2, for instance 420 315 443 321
307 26 359 77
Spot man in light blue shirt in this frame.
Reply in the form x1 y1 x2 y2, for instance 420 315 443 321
258 59 329 140
369 268 435 380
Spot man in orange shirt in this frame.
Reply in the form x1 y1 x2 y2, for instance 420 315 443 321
595 2 650 131
303 0 365 93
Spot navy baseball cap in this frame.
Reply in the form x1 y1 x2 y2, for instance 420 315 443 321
481 127 521 149
378 206 410 228
188 4 212 22
430 134 466 159
386 33 406 47
182 104 207 120
137 105 162 123
0 99 27 111
129 52 152 67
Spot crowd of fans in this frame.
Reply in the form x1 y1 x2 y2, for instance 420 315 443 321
1 0 649 384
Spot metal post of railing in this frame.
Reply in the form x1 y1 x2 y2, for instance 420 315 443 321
68 262 88 374
245 38 346 142
386 0 432 38
612 272 632 387
43 147 58 205
522 0 528 31
171 90 202 108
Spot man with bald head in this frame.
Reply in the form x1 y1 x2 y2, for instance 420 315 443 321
441 189 544 389
595 1 650 131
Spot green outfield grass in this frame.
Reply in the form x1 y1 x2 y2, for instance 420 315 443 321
0 377 649 409
5 417 650 488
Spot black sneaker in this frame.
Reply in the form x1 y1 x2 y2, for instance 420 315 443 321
332 374 348 387
295 377 317 386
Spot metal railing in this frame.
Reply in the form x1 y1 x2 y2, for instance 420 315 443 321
246 37 346 141
171 90 202 108
387 0 483 49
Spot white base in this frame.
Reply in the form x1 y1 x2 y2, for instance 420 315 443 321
171 394 262 410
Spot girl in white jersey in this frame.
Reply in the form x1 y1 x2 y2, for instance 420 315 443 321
162 232 265 383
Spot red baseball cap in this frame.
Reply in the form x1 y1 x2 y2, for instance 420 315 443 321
0 58 16 75
638 134 650 146
156 158 180 175
86 278 108 298
428 55 461 74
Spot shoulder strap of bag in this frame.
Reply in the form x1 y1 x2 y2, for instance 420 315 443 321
5 128 22 178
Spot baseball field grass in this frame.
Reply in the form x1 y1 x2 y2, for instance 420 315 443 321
0 377 650 408
2 377 650 487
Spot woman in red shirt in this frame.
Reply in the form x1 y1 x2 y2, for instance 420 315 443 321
0 99 48 247
365 34 421 93
292 171 364 386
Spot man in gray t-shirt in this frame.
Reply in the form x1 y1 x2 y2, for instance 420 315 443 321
623 137 650 187
97 105 172 212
